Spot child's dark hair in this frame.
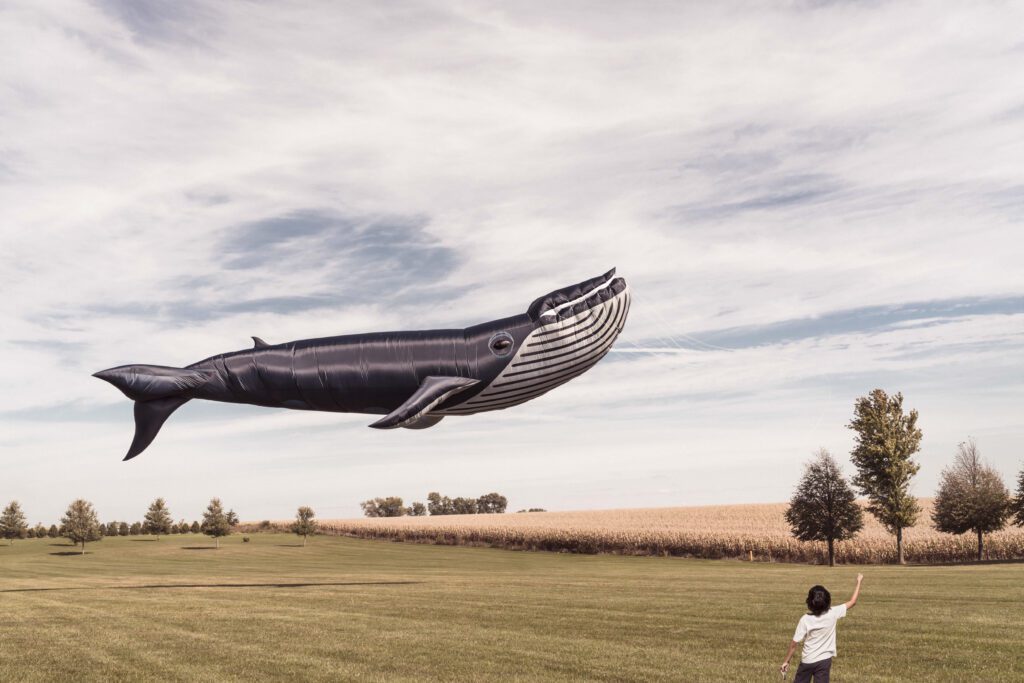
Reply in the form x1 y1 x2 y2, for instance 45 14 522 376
806 585 831 616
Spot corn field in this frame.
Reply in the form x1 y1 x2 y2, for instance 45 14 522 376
292 500 1024 564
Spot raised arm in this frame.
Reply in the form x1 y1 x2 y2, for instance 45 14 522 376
844 573 864 609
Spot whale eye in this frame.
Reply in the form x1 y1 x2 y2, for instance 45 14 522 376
489 332 514 357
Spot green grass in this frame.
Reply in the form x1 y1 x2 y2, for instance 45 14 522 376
0 534 1021 682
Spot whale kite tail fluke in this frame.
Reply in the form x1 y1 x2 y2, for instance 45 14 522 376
93 365 212 461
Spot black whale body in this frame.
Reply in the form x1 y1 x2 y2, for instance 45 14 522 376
95 269 630 460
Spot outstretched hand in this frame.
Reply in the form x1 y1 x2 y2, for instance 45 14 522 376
857 573 864 583
780 661 789 676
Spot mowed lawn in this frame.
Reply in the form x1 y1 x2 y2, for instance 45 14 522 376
0 534 1021 682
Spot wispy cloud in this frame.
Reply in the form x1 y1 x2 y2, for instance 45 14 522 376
0 0 1021 522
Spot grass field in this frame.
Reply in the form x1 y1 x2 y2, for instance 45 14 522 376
1 533 1021 681
312 500 1024 564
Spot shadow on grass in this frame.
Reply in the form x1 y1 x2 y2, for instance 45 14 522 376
49 551 88 556
275 544 306 548
181 546 219 550
129 539 158 542
0 581 422 593
49 543 76 547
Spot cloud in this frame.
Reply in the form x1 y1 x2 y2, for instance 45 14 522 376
0 0 1021 521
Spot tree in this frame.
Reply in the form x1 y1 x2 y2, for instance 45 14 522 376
190 521 201 533
932 439 1011 561
32 523 47 538
291 506 318 546
178 519 190 533
407 502 427 516
129 522 141 535
61 499 103 554
226 509 239 527
360 497 406 518
427 492 453 515
0 501 29 545
118 521 130 536
477 493 508 514
1012 466 1024 528
201 498 231 548
848 389 922 564
105 521 118 536
143 498 173 540
451 497 478 515
47 524 59 538
784 449 864 567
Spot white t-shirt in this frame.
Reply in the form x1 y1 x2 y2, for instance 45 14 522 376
793 603 847 664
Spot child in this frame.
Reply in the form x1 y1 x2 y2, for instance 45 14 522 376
780 574 863 682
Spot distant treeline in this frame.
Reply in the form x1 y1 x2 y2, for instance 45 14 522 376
360 492 510 517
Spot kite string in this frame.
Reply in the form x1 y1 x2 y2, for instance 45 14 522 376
628 289 736 353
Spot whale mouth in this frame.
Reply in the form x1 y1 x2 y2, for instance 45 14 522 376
527 268 625 322
446 269 630 415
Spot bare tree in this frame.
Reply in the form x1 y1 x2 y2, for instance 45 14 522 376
932 439 1011 561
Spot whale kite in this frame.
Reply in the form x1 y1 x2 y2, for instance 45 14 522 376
94 269 629 460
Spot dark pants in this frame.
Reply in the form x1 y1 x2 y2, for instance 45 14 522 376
794 657 831 683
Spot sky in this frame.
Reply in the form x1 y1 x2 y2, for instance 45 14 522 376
1 1 1022 524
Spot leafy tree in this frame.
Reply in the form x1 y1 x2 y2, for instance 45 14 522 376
61 499 103 554
226 509 239 527
105 521 118 536
1012 466 1024 528
477 493 508 514
427 492 453 515
33 523 47 538
407 501 427 516
201 498 231 548
360 497 406 518
178 519 190 533
143 498 173 540
451 497 478 515
47 524 59 538
847 389 922 564
118 521 130 536
784 449 864 567
932 439 1011 561
190 521 201 533
0 501 29 545
129 522 141 535
291 506 318 546
516 508 547 513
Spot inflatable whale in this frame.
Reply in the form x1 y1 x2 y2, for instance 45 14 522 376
95 269 629 460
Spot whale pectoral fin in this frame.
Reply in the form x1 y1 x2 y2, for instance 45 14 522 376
401 415 444 430
369 376 478 430
252 336 270 348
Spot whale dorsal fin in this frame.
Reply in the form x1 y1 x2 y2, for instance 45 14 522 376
369 376 478 430
252 336 270 348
